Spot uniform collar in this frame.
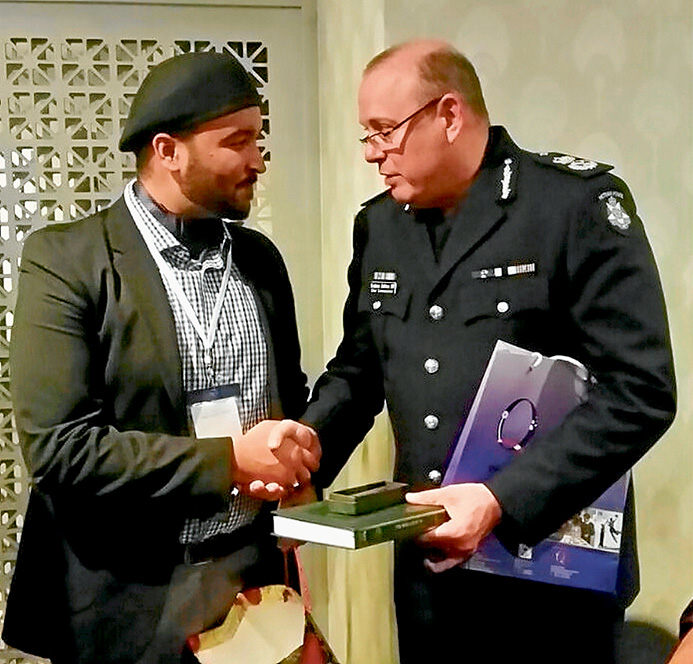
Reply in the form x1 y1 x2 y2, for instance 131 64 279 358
481 125 522 168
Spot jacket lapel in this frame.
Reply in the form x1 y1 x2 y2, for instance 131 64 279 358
104 197 183 411
252 284 283 419
383 209 440 292
433 127 519 292
435 168 507 281
228 227 283 419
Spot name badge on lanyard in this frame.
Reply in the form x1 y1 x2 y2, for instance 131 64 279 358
188 384 243 440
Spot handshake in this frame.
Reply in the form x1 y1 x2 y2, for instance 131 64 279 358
231 419 321 501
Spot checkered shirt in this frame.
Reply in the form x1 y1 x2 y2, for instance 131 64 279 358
128 181 269 543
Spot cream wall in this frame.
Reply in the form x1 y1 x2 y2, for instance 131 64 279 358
314 1 692 661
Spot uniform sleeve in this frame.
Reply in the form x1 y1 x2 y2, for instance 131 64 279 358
487 175 676 546
11 227 231 514
302 211 386 487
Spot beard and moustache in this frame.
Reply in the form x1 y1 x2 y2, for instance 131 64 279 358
178 151 258 221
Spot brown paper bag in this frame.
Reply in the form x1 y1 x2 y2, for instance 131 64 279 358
190 549 339 664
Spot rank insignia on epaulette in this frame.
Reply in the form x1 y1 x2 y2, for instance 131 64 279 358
567 158 598 171
533 151 612 177
548 153 598 170
599 190 631 232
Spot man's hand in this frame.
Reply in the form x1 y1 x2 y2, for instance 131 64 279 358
267 419 321 478
405 483 502 572
276 483 318 552
231 420 320 500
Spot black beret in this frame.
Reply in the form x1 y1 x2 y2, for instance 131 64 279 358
119 51 262 153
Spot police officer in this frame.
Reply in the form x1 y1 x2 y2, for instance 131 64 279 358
301 40 676 663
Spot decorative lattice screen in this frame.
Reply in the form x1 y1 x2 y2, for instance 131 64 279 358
0 36 271 663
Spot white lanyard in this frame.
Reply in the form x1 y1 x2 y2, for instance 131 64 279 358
125 183 234 378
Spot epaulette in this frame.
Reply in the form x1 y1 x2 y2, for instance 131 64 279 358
360 190 390 207
530 151 613 178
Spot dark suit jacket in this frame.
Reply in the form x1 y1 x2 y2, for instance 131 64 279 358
3 197 308 661
303 126 676 605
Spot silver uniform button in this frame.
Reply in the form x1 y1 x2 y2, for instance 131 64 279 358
424 414 439 430
424 358 440 374
496 300 510 314
373 300 382 311
429 304 444 321
428 469 443 485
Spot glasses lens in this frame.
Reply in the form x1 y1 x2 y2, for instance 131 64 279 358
360 132 386 148
359 96 442 148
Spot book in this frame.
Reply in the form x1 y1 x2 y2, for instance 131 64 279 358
443 340 629 594
272 500 448 550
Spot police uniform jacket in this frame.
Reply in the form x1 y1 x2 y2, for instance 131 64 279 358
303 126 676 602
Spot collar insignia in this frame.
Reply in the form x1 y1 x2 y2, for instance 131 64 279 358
497 157 517 204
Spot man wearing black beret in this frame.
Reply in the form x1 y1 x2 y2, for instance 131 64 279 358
3 51 320 663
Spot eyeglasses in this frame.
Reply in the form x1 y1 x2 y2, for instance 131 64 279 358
359 96 444 148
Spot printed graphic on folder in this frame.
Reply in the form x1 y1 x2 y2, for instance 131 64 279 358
443 340 629 594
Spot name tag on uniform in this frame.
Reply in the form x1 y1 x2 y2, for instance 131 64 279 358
369 270 398 295
188 384 242 440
